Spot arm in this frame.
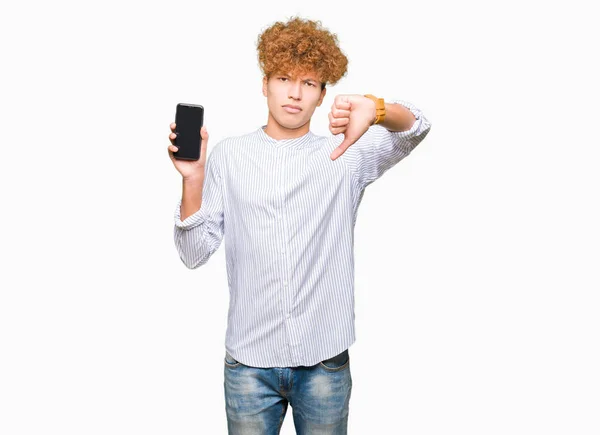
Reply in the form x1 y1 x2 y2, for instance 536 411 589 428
180 177 203 221
330 96 432 188
173 147 225 269
379 101 417 132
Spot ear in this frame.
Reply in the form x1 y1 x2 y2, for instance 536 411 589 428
316 87 327 107
262 76 268 97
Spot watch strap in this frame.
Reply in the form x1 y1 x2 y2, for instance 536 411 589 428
364 94 386 124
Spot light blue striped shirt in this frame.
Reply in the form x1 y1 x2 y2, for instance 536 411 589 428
174 99 431 368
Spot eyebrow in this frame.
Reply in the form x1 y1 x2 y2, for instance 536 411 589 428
279 74 318 83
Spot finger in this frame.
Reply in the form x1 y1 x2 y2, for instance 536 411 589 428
169 132 177 145
331 108 351 118
167 145 177 162
330 126 347 135
330 146 344 161
200 126 209 143
332 101 350 113
170 122 176 132
328 111 350 126
334 98 351 111
330 146 347 161
199 126 209 162
330 138 354 161
329 116 350 128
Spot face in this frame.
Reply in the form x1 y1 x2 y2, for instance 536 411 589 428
262 70 327 131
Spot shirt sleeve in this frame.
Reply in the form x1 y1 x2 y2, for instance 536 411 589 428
173 145 225 269
340 99 432 189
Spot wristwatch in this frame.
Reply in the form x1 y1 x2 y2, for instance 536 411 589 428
364 94 386 125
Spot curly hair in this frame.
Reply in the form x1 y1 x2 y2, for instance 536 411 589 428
256 17 348 88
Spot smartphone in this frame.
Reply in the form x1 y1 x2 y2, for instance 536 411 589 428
173 103 204 160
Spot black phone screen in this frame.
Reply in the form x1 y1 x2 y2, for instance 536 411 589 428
174 103 204 161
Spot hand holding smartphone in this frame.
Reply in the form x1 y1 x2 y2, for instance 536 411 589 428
173 103 204 161
168 103 209 181
168 104 208 222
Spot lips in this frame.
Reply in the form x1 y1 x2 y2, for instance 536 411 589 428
283 105 302 114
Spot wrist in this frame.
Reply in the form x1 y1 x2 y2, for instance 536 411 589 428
364 94 386 125
182 174 204 185
364 96 377 125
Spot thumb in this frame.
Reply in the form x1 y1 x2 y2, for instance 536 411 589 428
200 126 209 142
330 135 356 160
340 136 356 150
199 126 209 162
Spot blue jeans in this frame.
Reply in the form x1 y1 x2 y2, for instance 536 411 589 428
223 349 352 434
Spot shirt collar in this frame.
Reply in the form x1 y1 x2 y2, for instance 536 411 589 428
256 125 318 150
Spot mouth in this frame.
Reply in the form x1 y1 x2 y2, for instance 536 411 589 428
282 105 302 114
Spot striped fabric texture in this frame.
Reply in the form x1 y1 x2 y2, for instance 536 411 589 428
173 99 431 368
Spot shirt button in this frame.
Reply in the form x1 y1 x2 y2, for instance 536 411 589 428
286 313 291 319
283 281 288 286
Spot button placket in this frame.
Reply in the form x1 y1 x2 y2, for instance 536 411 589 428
281 150 297 360
278 148 295 360
275 147 288 333
276 148 291 327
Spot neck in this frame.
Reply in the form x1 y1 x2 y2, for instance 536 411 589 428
263 112 311 140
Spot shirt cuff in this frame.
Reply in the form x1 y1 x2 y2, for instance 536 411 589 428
174 199 206 230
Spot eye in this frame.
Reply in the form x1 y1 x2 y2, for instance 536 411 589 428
279 77 288 82
305 81 316 87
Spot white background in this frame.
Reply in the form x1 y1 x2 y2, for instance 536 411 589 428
1 0 598 434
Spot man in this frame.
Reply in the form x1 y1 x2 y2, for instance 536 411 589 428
167 16 431 435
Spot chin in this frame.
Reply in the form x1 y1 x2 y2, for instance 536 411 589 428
286 121 306 130
277 116 308 130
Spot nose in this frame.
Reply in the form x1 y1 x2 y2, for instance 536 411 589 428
288 80 302 101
